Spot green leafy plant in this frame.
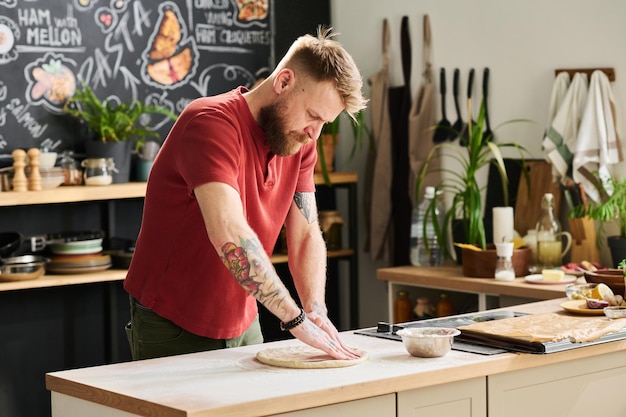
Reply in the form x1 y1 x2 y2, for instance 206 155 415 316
317 110 372 185
619 259 626 277
63 83 177 152
415 99 528 258
579 176 626 239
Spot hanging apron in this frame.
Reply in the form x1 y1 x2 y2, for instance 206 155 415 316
366 19 393 263
408 14 440 205
388 16 412 266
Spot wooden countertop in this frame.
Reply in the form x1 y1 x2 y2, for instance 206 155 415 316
46 298 626 417
377 265 577 300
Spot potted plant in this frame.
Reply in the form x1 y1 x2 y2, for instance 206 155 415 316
316 110 371 185
63 83 176 183
415 99 528 266
575 175 626 267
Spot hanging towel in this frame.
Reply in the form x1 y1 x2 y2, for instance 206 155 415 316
547 71 571 125
573 70 624 203
542 72 589 182
367 19 393 263
408 14 439 205
388 16 413 266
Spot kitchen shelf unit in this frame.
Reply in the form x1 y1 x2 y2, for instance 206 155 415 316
0 171 359 417
0 171 360 327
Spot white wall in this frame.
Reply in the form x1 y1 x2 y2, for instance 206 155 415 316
330 0 626 327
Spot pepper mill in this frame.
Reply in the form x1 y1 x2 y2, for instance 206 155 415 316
11 149 28 192
27 148 42 191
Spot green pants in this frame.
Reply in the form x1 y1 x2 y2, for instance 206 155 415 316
125 296 263 360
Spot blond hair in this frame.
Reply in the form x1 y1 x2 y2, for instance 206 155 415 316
275 26 367 120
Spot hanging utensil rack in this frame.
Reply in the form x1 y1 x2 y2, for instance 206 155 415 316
554 67 615 81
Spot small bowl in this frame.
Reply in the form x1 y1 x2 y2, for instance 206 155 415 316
603 306 626 319
39 152 58 170
40 168 65 189
396 327 460 358
565 283 598 300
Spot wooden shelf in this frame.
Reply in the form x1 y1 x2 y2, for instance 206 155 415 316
0 172 357 207
270 249 354 265
0 268 127 292
0 182 148 207
0 248 357 292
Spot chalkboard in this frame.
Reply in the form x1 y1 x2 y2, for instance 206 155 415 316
0 0 274 165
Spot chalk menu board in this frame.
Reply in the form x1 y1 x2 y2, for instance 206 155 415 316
0 0 273 164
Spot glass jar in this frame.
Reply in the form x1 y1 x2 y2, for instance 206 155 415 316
81 158 116 186
436 293 454 317
60 151 83 185
394 290 413 323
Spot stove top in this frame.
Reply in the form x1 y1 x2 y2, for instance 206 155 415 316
355 310 626 354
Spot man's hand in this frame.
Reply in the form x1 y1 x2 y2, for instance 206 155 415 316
289 312 360 360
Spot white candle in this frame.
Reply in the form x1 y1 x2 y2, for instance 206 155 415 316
493 206 514 243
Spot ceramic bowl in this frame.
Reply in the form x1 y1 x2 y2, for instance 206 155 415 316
396 327 460 358
564 283 598 300
584 269 625 296
39 152 58 170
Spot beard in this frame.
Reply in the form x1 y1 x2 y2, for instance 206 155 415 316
258 99 311 156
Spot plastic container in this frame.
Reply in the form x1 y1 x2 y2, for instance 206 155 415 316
410 186 443 266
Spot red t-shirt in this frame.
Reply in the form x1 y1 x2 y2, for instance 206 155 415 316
124 88 317 339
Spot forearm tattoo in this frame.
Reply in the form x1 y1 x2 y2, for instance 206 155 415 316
294 192 317 224
220 238 287 312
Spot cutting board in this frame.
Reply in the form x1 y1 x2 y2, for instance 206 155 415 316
458 312 626 344
514 160 562 236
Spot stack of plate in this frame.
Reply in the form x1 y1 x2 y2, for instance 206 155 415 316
49 238 104 255
46 238 112 274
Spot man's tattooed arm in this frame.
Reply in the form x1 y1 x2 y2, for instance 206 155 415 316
220 237 292 315
293 192 317 224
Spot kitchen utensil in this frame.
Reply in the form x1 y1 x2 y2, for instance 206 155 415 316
396 327 460 357
482 67 493 141
0 255 48 282
0 232 21 257
451 68 465 141
0 230 105 256
433 68 452 143
460 68 475 146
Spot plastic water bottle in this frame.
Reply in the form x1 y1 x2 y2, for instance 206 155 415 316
410 186 443 266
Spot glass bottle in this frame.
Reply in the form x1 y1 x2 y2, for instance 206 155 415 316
535 193 562 268
394 290 413 323
436 293 454 317
410 186 443 266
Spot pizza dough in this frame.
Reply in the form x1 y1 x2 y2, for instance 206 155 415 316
256 345 368 369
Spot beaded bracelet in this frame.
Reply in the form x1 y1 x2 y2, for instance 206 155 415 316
280 308 306 331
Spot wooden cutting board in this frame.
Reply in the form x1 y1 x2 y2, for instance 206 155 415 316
514 160 562 236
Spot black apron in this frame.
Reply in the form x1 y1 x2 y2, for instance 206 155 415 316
388 16 412 266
